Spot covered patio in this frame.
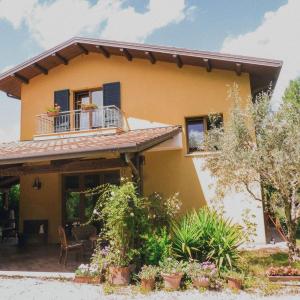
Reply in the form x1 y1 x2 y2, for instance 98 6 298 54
0 126 181 274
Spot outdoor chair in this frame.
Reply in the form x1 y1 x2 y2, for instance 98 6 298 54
71 224 97 252
58 226 84 266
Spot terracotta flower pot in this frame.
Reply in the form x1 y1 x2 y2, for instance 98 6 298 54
47 111 59 117
192 276 210 288
141 278 155 291
108 266 131 286
161 273 183 290
227 277 242 290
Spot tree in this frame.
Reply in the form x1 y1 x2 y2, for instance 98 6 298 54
203 83 300 262
283 78 300 107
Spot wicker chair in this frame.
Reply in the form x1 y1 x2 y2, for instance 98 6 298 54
58 226 84 266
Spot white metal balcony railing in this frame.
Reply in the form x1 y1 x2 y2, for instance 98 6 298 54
36 105 123 136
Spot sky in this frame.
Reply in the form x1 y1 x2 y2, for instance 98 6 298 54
0 0 297 142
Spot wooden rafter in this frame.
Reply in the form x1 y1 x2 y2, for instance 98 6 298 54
76 43 89 55
236 63 242 76
33 63 48 75
0 158 127 177
203 58 211 72
11 73 29 84
173 54 183 68
52 52 68 65
120 48 132 61
95 45 110 58
145 51 156 64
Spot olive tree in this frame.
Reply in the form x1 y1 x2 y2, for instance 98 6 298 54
203 83 300 261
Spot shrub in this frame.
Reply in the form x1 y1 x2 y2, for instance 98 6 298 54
266 266 300 276
144 192 181 230
172 208 244 270
186 261 217 279
89 181 146 267
159 257 187 275
141 227 172 265
138 265 159 280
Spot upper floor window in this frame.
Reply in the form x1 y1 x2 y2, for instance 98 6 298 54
186 114 223 153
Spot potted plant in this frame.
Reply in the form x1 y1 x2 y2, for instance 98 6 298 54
88 182 145 286
46 103 60 117
138 265 159 292
186 261 217 289
266 266 300 282
106 248 137 286
74 263 101 284
159 257 186 290
81 103 98 111
225 270 244 290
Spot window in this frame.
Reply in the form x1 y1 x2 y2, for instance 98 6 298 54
186 115 223 153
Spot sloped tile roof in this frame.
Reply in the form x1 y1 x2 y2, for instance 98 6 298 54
0 126 181 165
0 37 282 98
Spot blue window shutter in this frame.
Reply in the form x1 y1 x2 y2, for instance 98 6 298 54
103 82 121 108
54 89 70 112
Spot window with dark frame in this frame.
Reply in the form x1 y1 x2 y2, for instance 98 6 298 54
186 114 223 153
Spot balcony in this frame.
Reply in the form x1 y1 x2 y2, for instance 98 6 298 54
36 105 123 138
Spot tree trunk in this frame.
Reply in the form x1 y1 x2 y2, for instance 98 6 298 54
286 221 298 263
285 202 299 263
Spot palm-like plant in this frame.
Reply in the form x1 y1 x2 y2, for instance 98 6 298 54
172 208 244 270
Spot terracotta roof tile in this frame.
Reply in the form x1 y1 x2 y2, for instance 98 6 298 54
0 126 181 165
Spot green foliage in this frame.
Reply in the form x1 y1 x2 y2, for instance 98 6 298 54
172 208 244 270
143 192 181 230
88 180 181 268
283 78 300 107
138 265 159 280
141 227 172 265
89 181 146 266
8 184 20 209
204 83 300 260
159 257 187 275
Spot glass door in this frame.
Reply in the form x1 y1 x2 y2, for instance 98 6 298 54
63 171 120 235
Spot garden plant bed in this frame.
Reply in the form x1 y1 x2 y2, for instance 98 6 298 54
268 276 300 282
74 275 102 284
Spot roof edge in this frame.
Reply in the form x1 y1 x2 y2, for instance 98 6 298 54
0 36 283 81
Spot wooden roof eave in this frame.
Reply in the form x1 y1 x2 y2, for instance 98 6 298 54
0 37 283 99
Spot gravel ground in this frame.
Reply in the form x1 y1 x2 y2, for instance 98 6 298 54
0 278 299 300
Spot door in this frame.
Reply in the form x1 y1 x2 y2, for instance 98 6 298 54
63 171 120 234
74 89 103 130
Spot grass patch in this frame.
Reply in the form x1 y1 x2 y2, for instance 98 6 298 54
238 249 300 295
241 250 300 276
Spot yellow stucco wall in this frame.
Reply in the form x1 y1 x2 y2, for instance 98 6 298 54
20 173 61 243
19 53 252 241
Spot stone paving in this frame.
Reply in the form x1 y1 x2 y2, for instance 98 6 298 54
0 242 87 274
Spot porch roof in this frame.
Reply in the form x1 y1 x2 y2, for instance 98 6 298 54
0 126 181 165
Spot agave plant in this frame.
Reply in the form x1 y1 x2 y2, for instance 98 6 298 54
171 208 244 270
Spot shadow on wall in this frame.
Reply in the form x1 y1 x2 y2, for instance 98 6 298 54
143 149 206 213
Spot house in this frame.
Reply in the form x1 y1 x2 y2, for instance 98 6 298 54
0 37 282 245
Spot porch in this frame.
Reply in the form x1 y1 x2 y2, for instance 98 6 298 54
0 126 182 272
0 241 85 274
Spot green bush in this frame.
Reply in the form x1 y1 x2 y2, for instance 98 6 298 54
172 208 244 270
141 227 172 265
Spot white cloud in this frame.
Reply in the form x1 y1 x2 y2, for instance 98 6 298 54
101 0 186 42
0 93 20 142
221 0 300 103
0 0 189 49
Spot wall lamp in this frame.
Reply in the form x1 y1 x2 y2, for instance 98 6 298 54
32 177 42 190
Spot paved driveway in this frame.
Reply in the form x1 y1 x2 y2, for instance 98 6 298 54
0 278 300 300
